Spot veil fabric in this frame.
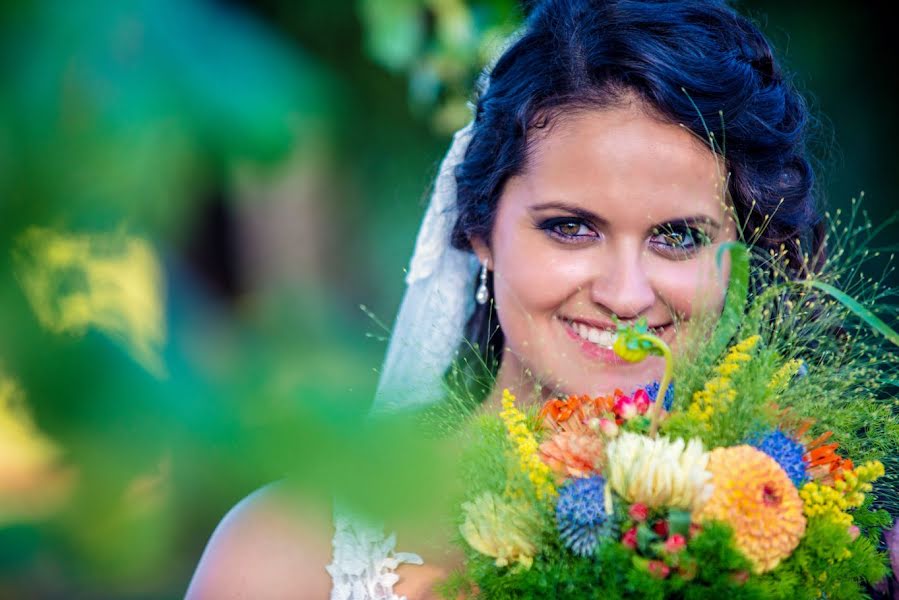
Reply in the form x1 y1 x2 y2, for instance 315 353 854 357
371 124 478 413
327 24 535 598
327 125 478 600
370 24 526 414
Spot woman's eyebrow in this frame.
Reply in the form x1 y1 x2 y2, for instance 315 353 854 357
528 201 609 225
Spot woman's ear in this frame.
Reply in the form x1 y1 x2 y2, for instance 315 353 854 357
469 236 493 268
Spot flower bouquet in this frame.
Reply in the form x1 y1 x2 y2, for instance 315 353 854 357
443 242 899 599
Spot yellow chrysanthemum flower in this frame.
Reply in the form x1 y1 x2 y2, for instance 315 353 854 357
604 432 712 510
693 445 806 573
500 389 556 501
460 492 540 569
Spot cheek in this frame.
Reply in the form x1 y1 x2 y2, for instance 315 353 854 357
491 234 591 338
650 251 729 318
493 247 573 319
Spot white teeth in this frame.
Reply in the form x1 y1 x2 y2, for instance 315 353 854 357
567 319 616 348
598 330 616 346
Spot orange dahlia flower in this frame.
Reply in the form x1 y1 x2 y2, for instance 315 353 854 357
693 445 806 573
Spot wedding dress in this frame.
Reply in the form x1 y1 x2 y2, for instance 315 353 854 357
326 512 424 600
326 125 477 599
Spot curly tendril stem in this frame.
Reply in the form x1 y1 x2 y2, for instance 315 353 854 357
644 335 673 438
612 320 674 438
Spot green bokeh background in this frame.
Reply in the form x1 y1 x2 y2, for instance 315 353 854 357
0 1 896 597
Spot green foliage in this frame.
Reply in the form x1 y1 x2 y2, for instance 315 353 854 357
1 0 897 596
707 243 752 361
665 207 899 467
758 516 888 600
455 512 889 599
357 0 523 132
457 412 515 498
358 0 427 72
456 523 767 599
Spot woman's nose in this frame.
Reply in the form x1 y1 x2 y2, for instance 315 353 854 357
589 247 656 319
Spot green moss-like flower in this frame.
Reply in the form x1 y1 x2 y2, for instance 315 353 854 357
460 492 541 569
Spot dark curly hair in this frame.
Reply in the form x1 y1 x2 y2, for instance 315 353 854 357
448 0 825 383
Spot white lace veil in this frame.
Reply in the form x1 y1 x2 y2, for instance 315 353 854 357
371 123 478 413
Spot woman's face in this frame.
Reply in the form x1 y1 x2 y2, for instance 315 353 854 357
472 101 737 399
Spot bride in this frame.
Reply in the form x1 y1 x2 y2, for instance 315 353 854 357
186 0 823 597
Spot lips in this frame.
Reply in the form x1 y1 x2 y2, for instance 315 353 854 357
564 319 617 348
559 320 627 364
556 316 675 367
560 316 672 347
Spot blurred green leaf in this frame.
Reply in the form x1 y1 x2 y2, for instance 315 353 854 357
358 0 425 72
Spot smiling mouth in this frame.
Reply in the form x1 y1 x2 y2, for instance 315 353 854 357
559 317 672 349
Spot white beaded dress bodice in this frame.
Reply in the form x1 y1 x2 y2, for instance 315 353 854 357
326 512 423 600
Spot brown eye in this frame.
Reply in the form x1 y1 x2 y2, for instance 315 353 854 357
650 223 711 257
557 221 583 236
662 232 685 246
538 217 599 243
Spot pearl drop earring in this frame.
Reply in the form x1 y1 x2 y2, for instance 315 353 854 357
475 259 490 305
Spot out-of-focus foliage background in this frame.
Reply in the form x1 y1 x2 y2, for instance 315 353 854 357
0 0 896 597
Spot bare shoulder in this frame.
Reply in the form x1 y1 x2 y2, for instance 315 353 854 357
185 483 333 600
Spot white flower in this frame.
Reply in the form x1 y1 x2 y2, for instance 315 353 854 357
604 432 712 510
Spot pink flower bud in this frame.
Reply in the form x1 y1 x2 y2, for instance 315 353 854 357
621 527 638 549
848 525 860 541
628 502 649 522
599 418 619 437
633 389 651 414
664 534 687 554
614 396 638 420
648 560 671 579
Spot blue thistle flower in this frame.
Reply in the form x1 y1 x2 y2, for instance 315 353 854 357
746 429 809 488
555 476 614 556
643 380 675 411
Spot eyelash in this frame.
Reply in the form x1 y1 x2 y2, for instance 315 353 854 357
537 217 712 257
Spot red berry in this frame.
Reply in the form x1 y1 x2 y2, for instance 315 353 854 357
628 503 649 522
653 520 669 537
621 527 638 549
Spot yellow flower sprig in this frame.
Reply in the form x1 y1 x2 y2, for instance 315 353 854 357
499 389 556 501
837 460 885 506
767 358 804 393
800 482 854 527
687 335 760 427
799 460 885 527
